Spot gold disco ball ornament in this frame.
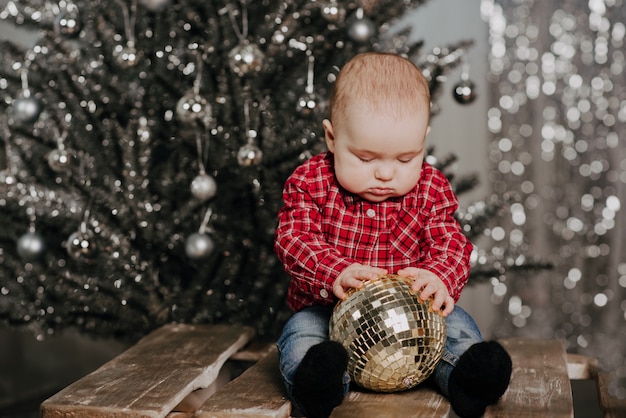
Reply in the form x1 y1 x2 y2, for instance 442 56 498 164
329 274 447 392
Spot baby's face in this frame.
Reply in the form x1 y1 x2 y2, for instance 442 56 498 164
324 104 429 203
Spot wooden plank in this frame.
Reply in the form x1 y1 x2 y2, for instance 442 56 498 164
230 340 276 362
170 363 234 413
566 353 595 380
196 346 291 418
595 370 626 418
41 323 255 418
331 387 450 418
485 338 573 418
567 353 626 418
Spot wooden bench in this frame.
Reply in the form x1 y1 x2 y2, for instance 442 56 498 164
41 323 626 418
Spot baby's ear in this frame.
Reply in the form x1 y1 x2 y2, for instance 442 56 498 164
322 119 336 152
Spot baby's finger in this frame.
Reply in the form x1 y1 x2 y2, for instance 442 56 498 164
397 267 418 278
441 299 454 317
333 284 347 300
373 267 388 275
410 277 427 292
347 276 366 288
355 269 384 282
430 291 446 312
418 282 436 301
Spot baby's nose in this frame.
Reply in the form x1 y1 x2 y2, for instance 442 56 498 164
374 164 394 180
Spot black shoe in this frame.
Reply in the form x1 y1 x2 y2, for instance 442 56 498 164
292 341 349 418
448 341 512 418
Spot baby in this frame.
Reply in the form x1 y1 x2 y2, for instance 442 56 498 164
274 52 512 418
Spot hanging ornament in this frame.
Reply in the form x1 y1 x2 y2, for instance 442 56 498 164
54 2 82 38
228 42 265 76
452 64 478 105
237 100 263 166
139 0 171 12
237 142 263 166
66 207 98 261
47 148 72 172
346 8 376 43
296 54 323 117
185 208 215 260
296 92 321 116
17 230 46 262
320 0 346 23
12 94 43 124
12 70 42 124
227 2 265 77
190 173 217 201
114 0 141 67
0 169 16 185
185 232 215 259
176 91 212 124
114 43 140 68
47 127 73 172
67 229 98 260
176 52 213 125
190 130 217 200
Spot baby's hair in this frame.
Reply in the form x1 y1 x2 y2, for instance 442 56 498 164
328 52 431 125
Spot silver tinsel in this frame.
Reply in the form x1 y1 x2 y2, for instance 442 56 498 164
482 0 626 399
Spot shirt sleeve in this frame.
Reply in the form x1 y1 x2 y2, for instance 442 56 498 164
417 172 473 302
273 165 353 307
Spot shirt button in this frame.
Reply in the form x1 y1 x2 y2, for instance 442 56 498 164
320 289 329 299
366 208 376 218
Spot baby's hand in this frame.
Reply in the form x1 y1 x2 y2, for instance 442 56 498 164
333 263 387 300
397 267 454 316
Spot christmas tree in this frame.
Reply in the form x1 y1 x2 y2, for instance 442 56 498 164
0 0 533 342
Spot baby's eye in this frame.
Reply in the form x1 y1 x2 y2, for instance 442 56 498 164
398 157 414 163
357 156 373 162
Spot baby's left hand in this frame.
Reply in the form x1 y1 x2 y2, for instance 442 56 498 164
397 267 454 316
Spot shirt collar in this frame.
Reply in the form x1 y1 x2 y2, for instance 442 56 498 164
341 191 406 208
342 192 360 207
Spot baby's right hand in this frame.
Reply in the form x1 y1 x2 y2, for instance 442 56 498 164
332 263 387 300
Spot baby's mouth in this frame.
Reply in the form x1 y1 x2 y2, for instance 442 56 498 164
369 188 393 196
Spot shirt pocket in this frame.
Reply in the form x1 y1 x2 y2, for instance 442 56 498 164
389 209 423 262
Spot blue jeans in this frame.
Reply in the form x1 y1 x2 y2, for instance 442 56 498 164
276 304 483 402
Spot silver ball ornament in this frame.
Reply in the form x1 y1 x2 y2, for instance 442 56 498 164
237 143 263 166
320 1 346 23
347 16 376 43
453 79 478 105
113 44 141 68
190 173 217 201
330 274 447 392
185 232 215 260
176 91 212 124
228 42 265 77
0 170 17 185
17 231 46 261
47 148 73 172
66 229 98 260
12 94 43 124
54 7 82 37
139 0 172 12
296 92 322 117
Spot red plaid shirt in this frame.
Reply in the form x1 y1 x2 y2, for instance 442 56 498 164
274 152 473 312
